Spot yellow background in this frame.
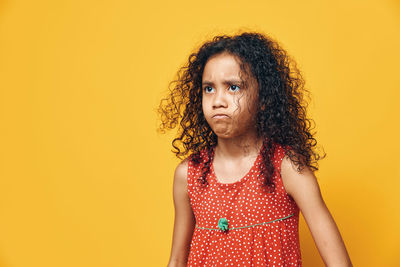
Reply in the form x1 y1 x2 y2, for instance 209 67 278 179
0 0 399 266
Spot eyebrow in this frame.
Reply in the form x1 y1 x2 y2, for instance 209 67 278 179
202 79 243 86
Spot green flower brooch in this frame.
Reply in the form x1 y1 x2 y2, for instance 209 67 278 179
218 218 229 232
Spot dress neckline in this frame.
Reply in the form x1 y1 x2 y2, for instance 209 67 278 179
210 144 263 188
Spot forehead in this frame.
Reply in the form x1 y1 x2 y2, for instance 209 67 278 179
202 53 242 81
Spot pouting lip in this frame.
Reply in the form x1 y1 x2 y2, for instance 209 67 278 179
212 113 229 118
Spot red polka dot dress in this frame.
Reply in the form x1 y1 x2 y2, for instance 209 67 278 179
186 142 302 266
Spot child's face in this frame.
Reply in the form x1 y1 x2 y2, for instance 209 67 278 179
202 52 259 139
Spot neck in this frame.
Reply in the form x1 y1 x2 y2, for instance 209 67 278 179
214 132 265 160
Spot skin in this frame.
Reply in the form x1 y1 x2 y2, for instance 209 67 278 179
167 157 193 267
201 52 264 175
167 52 353 266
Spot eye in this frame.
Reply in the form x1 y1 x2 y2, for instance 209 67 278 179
229 85 240 92
203 86 214 93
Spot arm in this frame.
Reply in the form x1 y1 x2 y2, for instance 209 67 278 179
167 158 196 267
280 155 353 267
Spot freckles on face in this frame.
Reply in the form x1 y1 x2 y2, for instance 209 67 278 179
201 53 258 137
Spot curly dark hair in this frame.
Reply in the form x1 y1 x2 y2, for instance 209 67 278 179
157 30 326 191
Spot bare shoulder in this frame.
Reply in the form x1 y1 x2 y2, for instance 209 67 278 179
174 157 190 188
280 153 322 200
172 157 192 209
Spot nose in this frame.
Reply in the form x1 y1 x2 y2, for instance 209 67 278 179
212 87 228 108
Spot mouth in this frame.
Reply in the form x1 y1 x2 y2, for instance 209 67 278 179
213 114 229 119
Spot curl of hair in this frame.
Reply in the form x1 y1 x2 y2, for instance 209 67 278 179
157 30 326 191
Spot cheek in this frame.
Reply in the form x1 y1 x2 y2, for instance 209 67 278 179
236 98 252 115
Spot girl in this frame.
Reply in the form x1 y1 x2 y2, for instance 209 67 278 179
158 31 352 266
